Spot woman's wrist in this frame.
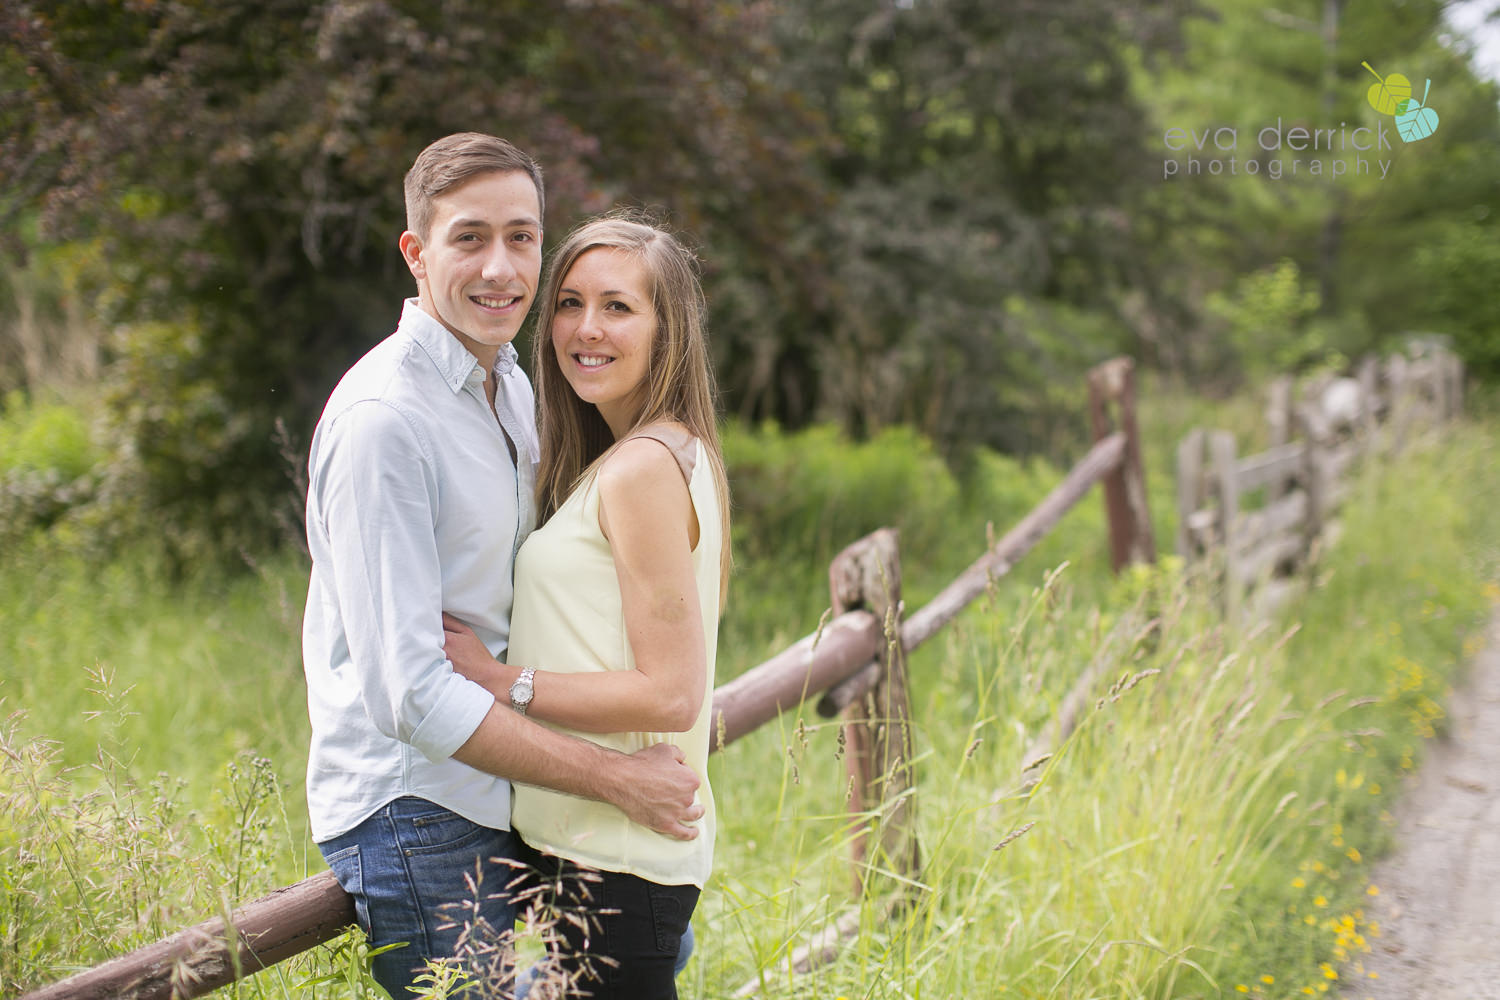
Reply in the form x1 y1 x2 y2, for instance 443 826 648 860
494 660 525 697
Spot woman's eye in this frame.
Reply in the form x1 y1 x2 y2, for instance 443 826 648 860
557 296 581 309
606 300 630 312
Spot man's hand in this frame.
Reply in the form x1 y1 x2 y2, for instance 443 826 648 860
612 742 704 841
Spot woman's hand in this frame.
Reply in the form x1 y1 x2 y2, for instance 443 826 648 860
442 613 511 688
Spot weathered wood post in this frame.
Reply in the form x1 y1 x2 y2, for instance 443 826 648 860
828 528 920 901
1087 357 1156 572
1356 356 1380 453
1266 375 1294 451
1175 428 1207 559
1385 353 1410 454
1296 402 1332 553
1447 350 1465 420
1208 431 1241 621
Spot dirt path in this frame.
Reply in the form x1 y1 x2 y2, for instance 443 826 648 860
1340 608 1500 1000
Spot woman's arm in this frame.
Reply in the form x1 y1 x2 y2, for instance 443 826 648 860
443 436 707 734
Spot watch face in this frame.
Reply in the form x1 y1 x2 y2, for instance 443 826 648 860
510 681 533 706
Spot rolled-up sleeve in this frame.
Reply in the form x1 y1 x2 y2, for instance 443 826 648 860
312 399 495 762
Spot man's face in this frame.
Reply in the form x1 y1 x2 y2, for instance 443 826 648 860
399 170 543 363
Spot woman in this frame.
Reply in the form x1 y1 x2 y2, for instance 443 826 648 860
442 214 730 998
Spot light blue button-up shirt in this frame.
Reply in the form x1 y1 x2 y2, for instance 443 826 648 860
303 299 538 843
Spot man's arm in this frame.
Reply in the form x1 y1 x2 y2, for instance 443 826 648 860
452 702 704 840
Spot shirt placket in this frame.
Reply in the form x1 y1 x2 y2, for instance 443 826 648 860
492 389 535 564
464 363 533 571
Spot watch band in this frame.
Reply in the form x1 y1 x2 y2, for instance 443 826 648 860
509 666 536 715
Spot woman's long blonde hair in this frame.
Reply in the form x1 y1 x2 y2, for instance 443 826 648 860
531 213 731 605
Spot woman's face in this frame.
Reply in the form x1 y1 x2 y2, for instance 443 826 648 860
550 246 656 438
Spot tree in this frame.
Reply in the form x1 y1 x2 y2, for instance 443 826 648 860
761 0 1193 452
1 0 830 556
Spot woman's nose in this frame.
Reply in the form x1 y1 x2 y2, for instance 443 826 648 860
576 308 605 341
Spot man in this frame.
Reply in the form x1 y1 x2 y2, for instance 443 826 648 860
303 133 702 996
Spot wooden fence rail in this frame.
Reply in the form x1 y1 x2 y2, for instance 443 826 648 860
23 358 1155 1000
1177 342 1464 621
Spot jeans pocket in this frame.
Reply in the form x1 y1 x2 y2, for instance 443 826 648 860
647 883 698 955
402 807 489 855
321 843 370 933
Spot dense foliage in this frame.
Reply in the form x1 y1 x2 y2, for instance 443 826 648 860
1 0 1497 556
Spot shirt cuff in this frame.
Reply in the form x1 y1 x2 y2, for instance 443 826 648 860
409 674 497 764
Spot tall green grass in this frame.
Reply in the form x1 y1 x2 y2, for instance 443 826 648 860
2 406 1495 998
697 418 1498 999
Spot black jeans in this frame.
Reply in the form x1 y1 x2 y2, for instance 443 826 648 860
513 838 699 999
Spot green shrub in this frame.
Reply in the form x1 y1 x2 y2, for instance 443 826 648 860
725 421 961 568
0 390 101 480
1415 224 1500 380
0 392 105 544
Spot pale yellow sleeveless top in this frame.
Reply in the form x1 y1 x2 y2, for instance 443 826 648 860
508 431 721 887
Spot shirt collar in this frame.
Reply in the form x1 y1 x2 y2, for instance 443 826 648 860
398 298 519 392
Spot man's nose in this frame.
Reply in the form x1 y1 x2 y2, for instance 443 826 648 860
481 246 518 284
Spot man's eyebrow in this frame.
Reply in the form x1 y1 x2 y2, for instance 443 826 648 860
447 215 540 233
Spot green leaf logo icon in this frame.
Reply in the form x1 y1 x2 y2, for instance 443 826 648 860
1396 79 1440 142
1362 61 1412 115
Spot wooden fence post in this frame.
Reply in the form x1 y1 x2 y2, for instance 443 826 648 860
1296 402 1332 552
1266 375 1294 451
1448 351 1465 419
1087 358 1156 572
1385 354 1410 454
828 528 920 901
1356 356 1380 452
1208 431 1241 621
1175 428 1206 559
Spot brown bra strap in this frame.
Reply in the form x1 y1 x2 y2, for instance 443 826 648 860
624 424 698 485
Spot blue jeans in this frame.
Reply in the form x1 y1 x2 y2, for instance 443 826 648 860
319 797 523 998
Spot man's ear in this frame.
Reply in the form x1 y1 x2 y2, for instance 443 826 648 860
398 231 426 281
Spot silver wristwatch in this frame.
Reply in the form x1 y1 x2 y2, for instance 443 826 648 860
508 667 536 715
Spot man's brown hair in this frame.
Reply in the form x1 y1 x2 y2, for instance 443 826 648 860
403 133 545 241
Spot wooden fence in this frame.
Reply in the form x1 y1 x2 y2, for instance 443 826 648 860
23 359 1162 1000
1176 342 1464 621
